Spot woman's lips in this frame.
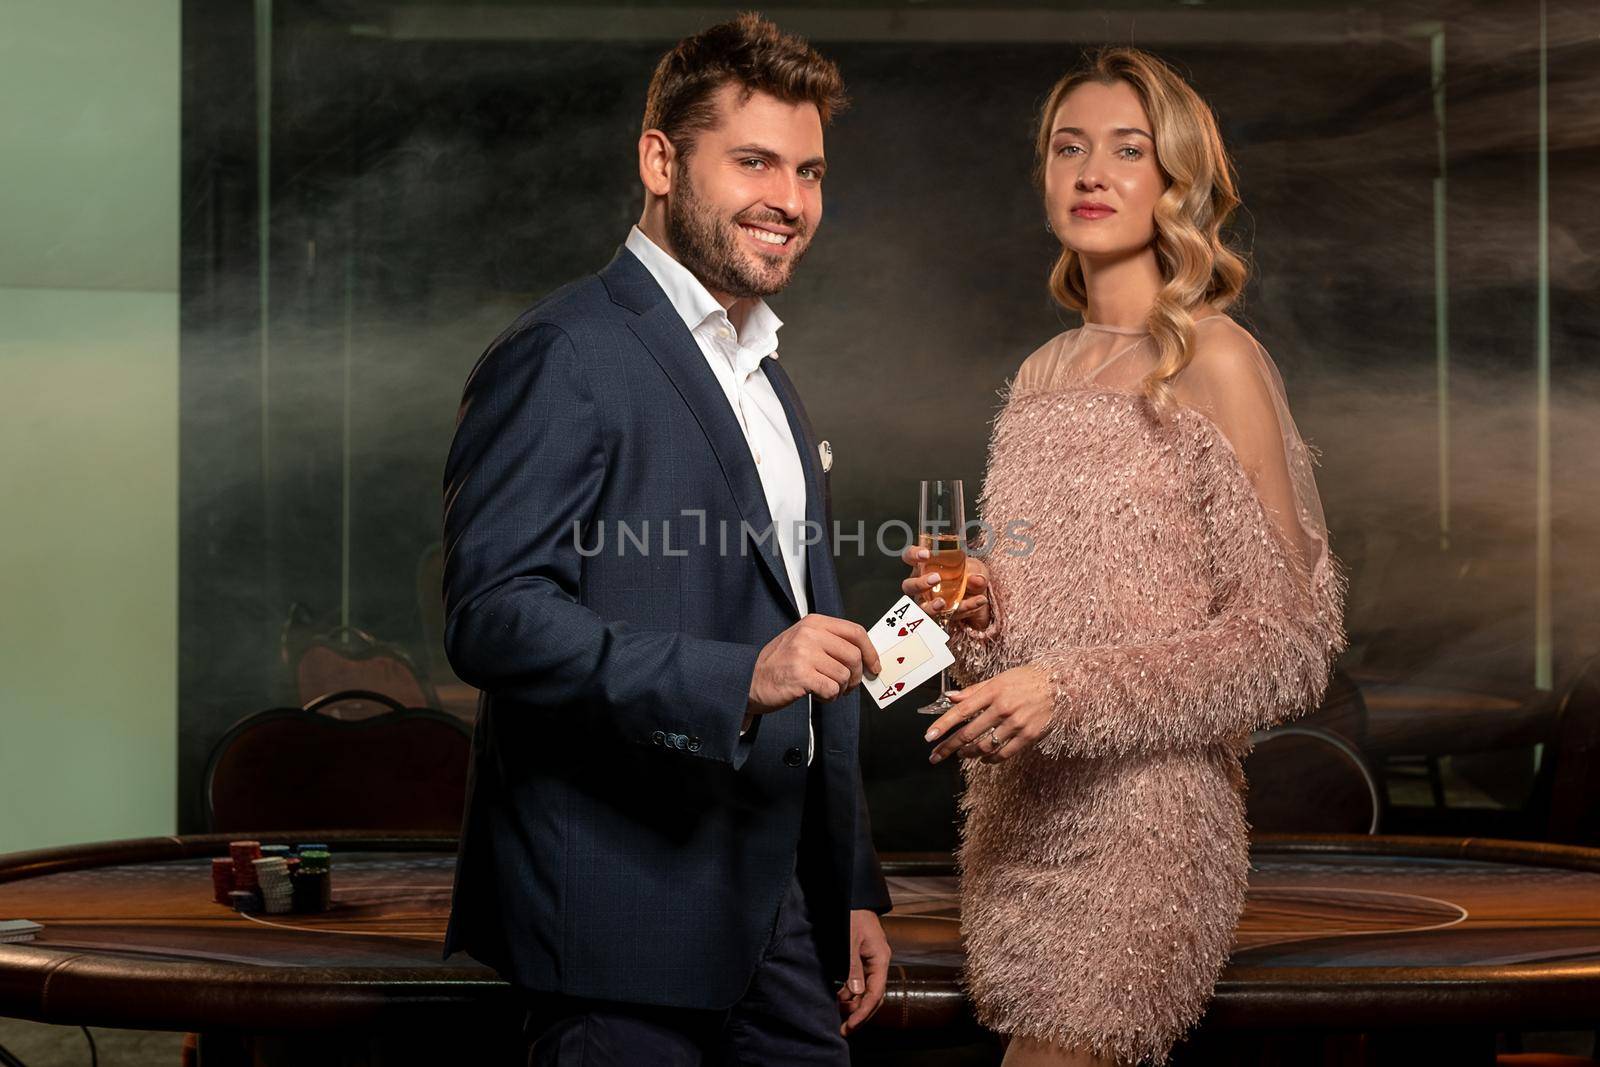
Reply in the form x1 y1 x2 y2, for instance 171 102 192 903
1071 206 1116 220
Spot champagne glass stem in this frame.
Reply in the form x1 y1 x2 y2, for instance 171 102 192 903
920 654 954 714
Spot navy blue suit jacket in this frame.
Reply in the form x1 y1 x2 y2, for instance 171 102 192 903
441 247 891 1009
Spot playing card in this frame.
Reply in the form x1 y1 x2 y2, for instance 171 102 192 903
863 631 955 709
868 595 948 654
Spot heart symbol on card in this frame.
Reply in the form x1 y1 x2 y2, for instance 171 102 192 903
896 656 906 664
893 682 905 692
898 626 908 636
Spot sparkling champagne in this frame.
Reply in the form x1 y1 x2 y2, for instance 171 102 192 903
918 532 968 614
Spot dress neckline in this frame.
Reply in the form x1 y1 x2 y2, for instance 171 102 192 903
1080 320 1148 335
1079 313 1228 336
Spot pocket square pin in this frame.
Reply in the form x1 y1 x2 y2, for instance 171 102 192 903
818 440 833 473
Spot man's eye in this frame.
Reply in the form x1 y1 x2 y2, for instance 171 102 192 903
799 168 821 181
742 158 767 170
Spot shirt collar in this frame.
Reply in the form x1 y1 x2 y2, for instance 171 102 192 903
625 226 783 361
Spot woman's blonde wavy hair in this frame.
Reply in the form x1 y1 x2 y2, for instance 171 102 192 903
1035 47 1249 420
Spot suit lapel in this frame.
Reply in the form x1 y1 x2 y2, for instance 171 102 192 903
602 250 802 618
764 356 841 619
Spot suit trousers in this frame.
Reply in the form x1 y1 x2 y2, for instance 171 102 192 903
523 869 848 1066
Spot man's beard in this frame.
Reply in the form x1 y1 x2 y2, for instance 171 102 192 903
666 164 808 299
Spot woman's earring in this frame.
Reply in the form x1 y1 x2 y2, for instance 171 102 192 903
1045 218 1055 235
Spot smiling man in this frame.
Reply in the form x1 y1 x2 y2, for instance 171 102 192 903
440 14 892 1066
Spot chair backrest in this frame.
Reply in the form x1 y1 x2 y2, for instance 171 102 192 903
1245 725 1381 835
1536 653 1600 846
205 693 471 833
295 628 436 719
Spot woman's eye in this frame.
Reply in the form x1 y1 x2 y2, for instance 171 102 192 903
1056 144 1144 160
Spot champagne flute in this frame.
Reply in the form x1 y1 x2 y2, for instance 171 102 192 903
917 479 967 716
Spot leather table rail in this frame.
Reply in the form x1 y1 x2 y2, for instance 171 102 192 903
3 833 1600 1031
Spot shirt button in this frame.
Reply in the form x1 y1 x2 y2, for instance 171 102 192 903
784 747 804 767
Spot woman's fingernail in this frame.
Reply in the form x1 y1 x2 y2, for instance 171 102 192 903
851 978 865 994
918 549 929 559
929 753 942 764
925 728 939 741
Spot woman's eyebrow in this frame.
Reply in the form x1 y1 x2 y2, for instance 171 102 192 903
1053 126 1154 141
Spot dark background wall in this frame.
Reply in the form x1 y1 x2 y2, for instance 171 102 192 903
178 0 1600 845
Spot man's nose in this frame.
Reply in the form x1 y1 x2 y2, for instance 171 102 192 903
769 170 804 220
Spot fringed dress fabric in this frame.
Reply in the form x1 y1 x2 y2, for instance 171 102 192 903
946 315 1348 1065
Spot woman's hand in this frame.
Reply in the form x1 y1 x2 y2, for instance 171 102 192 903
899 545 992 632
923 665 1053 764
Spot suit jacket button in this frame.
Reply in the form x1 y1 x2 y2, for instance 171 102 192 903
687 736 701 752
784 747 804 767
652 731 665 746
675 734 688 750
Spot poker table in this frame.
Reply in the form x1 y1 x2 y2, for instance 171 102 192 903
3 833 1600 1062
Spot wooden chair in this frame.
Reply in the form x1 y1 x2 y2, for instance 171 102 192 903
204 690 470 833
1526 653 1600 847
1245 726 1382 835
294 626 437 720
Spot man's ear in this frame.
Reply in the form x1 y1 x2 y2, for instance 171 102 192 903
638 129 675 197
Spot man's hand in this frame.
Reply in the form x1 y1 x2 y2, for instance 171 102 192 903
837 909 890 1036
748 615 882 716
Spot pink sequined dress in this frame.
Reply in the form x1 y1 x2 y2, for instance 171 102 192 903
946 313 1348 1065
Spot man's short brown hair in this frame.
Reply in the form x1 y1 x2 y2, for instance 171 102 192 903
642 12 847 157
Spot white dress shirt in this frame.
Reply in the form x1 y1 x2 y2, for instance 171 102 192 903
625 226 814 764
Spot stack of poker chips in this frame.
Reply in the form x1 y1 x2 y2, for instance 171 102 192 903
228 840 262 910
294 847 333 913
211 857 236 904
227 889 260 913
253 856 294 914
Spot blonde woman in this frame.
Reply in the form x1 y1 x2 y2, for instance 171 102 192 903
901 48 1348 1066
